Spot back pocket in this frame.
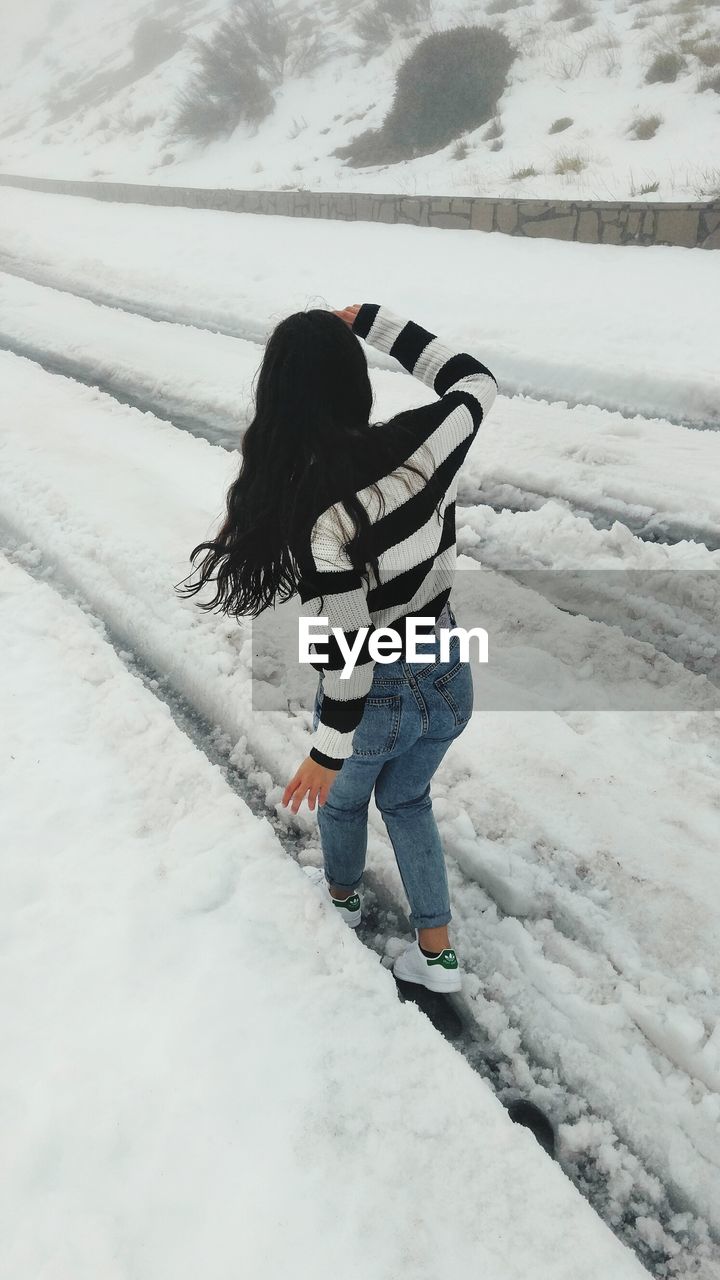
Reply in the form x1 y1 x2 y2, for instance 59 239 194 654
352 693 402 757
434 660 473 727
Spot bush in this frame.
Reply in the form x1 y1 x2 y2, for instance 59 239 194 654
645 50 685 82
698 70 720 92
354 0 433 57
132 18 183 74
335 25 516 165
175 1 327 141
627 112 662 139
551 0 592 20
548 115 573 133
486 0 529 14
510 164 539 178
553 150 586 174
694 41 720 67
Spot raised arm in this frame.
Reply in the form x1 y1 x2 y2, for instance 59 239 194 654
350 302 498 447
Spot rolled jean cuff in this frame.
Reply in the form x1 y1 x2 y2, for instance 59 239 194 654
324 869 364 893
411 910 452 931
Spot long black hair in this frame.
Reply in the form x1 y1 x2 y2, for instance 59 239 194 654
175 307 434 617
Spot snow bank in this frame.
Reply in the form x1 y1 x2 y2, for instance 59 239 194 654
0 553 648 1280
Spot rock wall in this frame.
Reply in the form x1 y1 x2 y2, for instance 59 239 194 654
1 173 717 248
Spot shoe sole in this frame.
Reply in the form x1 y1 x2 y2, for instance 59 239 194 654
392 959 462 994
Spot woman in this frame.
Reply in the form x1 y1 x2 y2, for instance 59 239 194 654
178 301 498 992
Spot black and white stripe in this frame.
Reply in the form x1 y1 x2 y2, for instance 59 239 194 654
301 303 498 769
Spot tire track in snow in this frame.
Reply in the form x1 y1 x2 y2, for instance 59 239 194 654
2 523 716 1280
0 296 717 553
0 333 717 692
0 344 717 1262
1 330 712 706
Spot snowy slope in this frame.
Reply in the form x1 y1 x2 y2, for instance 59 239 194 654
2 553 652 1280
1 186 719 1274
0 0 719 201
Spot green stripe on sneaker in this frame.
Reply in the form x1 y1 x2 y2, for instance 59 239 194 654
332 893 360 912
426 948 458 969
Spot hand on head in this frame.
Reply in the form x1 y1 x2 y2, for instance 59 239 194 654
331 304 362 327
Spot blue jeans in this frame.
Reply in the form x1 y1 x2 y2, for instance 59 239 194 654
313 603 474 932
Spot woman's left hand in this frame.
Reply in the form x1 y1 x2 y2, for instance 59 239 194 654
282 757 338 813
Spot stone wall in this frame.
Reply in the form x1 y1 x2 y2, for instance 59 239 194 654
1 172 718 249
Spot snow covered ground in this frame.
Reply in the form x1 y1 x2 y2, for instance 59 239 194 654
0 185 718 431
1 186 719 1275
3 554 653 1279
1 0 719 201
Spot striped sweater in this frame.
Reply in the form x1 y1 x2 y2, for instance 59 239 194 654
298 302 498 769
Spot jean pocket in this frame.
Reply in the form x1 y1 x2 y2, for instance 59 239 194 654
433 659 473 727
352 693 402 757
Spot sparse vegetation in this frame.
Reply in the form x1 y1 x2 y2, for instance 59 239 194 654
629 174 660 194
545 28 621 80
645 49 685 82
687 166 720 196
353 0 433 58
483 115 504 140
627 111 663 138
670 0 704 15
553 150 587 174
288 115 308 139
486 0 528 14
594 27 622 72
510 164 539 178
452 136 471 159
549 116 574 133
698 69 720 92
175 2 327 141
694 40 720 67
47 14 184 125
570 12 596 30
551 0 593 21
334 25 516 166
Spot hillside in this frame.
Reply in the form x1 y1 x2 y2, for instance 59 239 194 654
0 0 719 202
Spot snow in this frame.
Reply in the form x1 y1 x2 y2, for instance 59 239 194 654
1 186 719 1273
1 345 719 1255
0 185 718 436
2 553 651 1279
2 266 720 544
0 0 719 201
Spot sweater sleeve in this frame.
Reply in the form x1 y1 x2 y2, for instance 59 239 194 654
350 302 498 455
302 504 376 771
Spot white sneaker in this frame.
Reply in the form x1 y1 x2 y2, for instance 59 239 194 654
303 865 361 928
392 938 462 993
